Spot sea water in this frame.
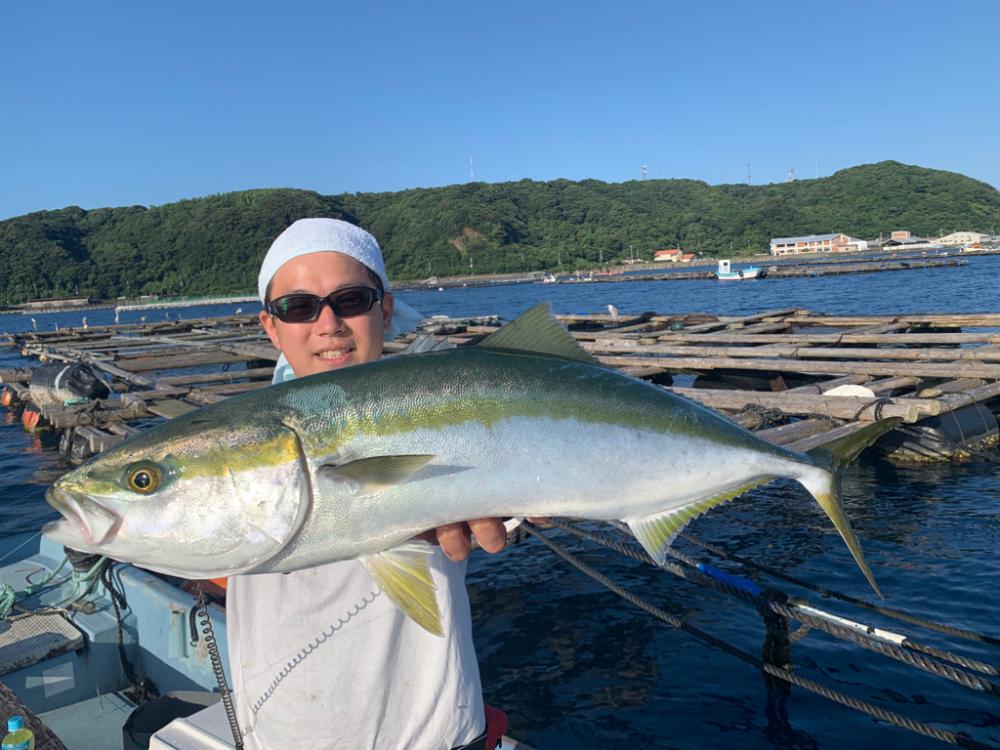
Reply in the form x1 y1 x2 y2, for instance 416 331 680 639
1 255 998 749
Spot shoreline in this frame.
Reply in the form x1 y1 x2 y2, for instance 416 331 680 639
2 247 996 313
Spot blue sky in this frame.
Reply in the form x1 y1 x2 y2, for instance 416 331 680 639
3 1 998 220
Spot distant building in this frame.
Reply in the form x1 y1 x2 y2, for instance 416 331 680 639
769 233 868 256
680 253 696 263
937 231 987 246
19 296 91 310
882 231 939 250
654 248 684 262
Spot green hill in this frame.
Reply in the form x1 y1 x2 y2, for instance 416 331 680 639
1 161 998 303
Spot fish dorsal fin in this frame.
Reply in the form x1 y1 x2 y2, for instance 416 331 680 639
624 479 770 565
321 455 435 492
479 303 600 365
362 541 443 636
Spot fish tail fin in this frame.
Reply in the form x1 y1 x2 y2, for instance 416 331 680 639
798 419 898 599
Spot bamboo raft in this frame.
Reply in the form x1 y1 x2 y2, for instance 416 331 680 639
2 308 999 464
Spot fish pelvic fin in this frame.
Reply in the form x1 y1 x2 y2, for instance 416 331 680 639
362 541 443 636
323 454 435 492
479 303 601 365
626 480 770 565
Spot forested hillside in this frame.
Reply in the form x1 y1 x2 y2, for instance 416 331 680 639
1 161 997 303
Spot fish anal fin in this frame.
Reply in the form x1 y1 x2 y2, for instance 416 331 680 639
362 541 443 636
322 454 435 492
479 303 600 365
626 479 770 565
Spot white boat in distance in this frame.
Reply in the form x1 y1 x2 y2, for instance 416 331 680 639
716 259 762 280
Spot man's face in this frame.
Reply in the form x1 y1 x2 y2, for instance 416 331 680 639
259 252 394 377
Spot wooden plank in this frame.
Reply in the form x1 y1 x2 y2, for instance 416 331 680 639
115 352 249 371
586 340 1000 363
147 399 200 419
790 314 1000 327
650 332 1000 345
158 367 275 386
678 308 805 334
668 386 929 423
596 354 1000 380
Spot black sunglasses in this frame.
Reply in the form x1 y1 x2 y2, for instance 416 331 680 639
266 286 384 323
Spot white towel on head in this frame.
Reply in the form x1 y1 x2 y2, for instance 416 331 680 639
258 217 424 342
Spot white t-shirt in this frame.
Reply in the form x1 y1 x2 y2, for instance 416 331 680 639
227 554 485 750
226 358 484 749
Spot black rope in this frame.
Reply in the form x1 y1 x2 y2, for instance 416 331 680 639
192 583 244 750
853 397 891 422
99 563 155 702
547 520 1000 695
521 522 998 750
737 403 787 429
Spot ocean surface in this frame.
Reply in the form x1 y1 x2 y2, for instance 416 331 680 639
2 256 999 749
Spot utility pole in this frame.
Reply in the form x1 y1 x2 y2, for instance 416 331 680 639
747 162 751 185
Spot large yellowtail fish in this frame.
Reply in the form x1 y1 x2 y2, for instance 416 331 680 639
45 305 890 635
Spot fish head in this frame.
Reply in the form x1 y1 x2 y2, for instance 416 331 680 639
43 413 310 578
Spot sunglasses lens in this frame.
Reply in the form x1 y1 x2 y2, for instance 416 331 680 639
275 295 322 323
271 287 380 323
332 288 375 317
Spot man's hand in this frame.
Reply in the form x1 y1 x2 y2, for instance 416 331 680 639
420 518 506 561
419 517 550 561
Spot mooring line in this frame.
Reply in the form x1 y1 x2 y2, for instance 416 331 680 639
548 519 1000 692
677 530 1000 648
522 521 999 750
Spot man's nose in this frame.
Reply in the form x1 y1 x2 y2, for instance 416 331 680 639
312 300 346 333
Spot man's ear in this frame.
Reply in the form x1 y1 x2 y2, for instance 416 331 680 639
259 309 282 350
382 291 395 328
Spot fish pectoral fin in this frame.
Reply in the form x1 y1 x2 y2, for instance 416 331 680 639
321 454 436 492
362 541 443 636
625 479 771 565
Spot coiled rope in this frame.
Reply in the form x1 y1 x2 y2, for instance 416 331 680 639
521 521 999 750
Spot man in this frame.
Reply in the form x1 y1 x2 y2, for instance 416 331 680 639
227 218 506 749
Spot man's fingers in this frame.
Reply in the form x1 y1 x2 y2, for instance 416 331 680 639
436 522 472 561
468 518 507 554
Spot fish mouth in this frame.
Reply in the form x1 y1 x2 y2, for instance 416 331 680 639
45 485 122 546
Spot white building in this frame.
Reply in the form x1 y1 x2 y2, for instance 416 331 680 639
770 233 868 256
937 231 987 246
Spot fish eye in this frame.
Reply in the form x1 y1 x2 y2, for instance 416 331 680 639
125 462 162 494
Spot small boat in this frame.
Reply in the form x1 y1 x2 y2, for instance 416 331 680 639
541 273 557 284
0 531 533 749
715 259 762 280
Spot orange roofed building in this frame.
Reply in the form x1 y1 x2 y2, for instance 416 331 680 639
654 248 684 262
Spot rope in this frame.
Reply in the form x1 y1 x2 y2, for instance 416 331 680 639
678 531 1000 648
521 522 998 750
100 563 152 701
853 397 891 422
548 520 1000 694
736 403 787 429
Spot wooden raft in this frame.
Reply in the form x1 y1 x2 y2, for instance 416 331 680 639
2 308 1000 462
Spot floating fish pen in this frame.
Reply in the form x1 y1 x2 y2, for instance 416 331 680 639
2 308 1000 466
3 308 1000 750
